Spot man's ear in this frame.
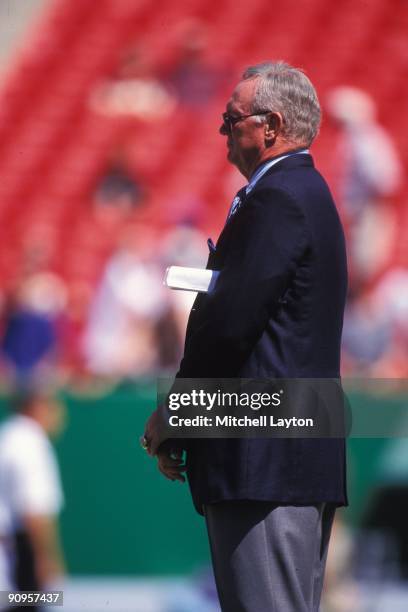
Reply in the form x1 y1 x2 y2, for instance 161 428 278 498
264 112 283 144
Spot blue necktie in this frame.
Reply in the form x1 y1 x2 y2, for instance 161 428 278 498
226 186 247 223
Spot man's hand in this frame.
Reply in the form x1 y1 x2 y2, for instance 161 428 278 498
157 447 186 483
142 407 186 482
143 405 170 456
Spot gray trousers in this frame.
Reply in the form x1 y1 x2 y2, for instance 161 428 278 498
204 501 335 612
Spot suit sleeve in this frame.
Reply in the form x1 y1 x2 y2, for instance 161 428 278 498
176 187 309 377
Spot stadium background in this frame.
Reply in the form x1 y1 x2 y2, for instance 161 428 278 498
0 0 407 610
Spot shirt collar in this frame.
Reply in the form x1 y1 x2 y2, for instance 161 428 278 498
246 149 309 195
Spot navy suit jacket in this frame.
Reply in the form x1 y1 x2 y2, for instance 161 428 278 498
175 153 348 515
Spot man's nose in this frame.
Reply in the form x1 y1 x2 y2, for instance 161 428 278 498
219 122 228 136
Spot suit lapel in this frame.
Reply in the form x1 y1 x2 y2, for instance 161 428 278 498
212 155 314 261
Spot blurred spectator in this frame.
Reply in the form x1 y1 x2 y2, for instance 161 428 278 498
164 18 227 108
342 267 408 377
92 148 146 232
160 225 208 361
161 225 208 269
89 45 176 121
95 164 143 212
327 86 402 285
342 288 393 376
360 414 408 580
372 267 408 334
322 514 360 612
82 226 168 379
0 391 65 609
162 193 207 228
369 267 408 377
19 224 57 280
56 281 93 383
1 273 67 386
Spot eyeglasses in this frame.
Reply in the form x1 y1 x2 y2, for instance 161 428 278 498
221 111 270 132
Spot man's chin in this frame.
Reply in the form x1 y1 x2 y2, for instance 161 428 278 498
227 149 235 164
227 149 242 172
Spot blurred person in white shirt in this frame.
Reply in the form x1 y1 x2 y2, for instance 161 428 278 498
327 86 402 285
83 225 167 379
0 392 65 610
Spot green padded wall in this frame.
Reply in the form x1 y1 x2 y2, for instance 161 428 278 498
55 384 211 575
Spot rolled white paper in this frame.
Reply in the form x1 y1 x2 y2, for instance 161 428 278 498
164 266 219 293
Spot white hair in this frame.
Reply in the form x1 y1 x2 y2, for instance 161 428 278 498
242 61 321 146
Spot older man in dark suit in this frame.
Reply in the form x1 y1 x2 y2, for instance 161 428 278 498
144 61 348 612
